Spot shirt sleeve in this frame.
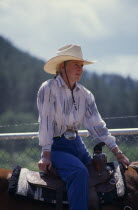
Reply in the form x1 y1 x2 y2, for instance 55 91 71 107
37 82 54 151
83 92 117 150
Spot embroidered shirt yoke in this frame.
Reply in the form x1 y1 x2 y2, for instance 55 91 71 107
37 75 117 151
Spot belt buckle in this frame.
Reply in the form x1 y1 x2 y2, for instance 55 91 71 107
64 129 77 140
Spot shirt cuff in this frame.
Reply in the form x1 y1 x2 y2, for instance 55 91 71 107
42 145 52 152
110 145 118 151
101 135 117 150
105 140 118 150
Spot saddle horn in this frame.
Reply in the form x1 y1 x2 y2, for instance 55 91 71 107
93 142 105 154
93 142 107 176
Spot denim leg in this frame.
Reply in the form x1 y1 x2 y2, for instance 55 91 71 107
51 151 89 210
68 136 92 165
52 136 92 165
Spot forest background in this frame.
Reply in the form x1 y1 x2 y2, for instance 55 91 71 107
0 35 138 134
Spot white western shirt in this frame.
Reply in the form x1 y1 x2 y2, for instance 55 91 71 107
37 75 117 152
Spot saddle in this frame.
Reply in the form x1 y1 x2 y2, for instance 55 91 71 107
8 142 126 210
27 142 125 209
27 168 67 209
86 142 126 209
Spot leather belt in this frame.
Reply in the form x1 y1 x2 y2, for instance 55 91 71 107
54 129 78 140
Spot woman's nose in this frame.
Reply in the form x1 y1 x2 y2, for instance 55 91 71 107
79 66 83 72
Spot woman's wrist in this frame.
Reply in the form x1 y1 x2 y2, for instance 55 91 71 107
42 151 51 160
114 150 123 156
111 147 125 159
114 151 125 159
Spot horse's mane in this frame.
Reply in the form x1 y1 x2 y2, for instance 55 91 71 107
129 161 138 172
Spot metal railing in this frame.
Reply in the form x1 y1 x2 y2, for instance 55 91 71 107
0 128 138 170
0 128 138 140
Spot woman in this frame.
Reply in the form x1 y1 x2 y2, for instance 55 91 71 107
37 44 130 210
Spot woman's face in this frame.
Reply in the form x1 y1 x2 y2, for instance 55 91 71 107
62 60 84 84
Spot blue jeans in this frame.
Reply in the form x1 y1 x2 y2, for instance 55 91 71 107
51 135 92 210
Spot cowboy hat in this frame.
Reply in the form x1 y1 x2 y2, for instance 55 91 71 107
44 44 96 74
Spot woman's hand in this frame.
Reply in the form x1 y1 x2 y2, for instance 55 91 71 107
112 147 130 168
38 157 52 173
115 152 130 167
38 151 52 173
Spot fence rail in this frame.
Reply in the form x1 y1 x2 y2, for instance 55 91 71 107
0 128 138 140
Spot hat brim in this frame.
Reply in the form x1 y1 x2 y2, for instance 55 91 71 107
44 55 96 74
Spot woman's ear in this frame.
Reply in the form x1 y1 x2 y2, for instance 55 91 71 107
60 62 64 70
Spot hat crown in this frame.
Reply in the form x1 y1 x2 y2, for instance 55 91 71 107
57 44 83 60
44 44 95 74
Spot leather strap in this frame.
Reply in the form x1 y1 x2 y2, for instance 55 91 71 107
56 184 64 210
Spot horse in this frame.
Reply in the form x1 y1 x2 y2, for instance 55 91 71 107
0 161 138 210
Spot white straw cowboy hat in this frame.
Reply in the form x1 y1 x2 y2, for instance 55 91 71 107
44 44 96 74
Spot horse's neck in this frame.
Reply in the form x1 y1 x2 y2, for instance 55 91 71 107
0 168 12 193
123 164 138 209
125 165 138 176
0 168 12 180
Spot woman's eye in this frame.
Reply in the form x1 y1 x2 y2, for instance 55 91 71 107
74 63 83 67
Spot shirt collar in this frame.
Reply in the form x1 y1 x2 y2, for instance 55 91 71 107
56 74 81 91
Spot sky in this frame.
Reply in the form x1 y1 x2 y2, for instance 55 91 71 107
0 0 138 79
